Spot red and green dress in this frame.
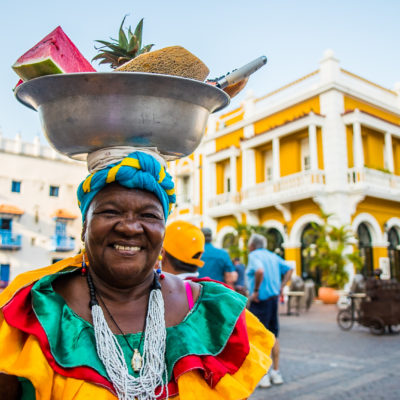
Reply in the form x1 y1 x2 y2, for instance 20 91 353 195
0 254 274 399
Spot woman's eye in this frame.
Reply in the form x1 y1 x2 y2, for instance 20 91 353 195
142 212 161 219
98 209 119 216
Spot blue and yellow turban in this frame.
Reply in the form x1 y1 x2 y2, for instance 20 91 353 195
77 151 175 221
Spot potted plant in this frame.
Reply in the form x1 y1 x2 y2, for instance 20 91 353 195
303 212 363 304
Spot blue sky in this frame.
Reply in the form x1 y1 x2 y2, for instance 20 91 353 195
1 0 399 142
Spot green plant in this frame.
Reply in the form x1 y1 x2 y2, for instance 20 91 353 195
222 219 270 264
303 212 363 289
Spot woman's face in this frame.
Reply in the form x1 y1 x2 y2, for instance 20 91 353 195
83 184 165 288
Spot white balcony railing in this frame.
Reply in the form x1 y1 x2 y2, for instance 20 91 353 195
347 167 400 193
241 170 325 203
208 192 241 209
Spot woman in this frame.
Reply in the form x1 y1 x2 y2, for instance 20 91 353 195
0 151 273 399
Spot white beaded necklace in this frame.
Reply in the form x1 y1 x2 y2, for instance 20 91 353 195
87 272 168 400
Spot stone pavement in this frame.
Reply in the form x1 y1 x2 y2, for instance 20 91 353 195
250 301 400 400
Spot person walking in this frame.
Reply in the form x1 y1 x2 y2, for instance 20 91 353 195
233 257 248 296
161 220 205 279
198 228 237 287
246 233 293 388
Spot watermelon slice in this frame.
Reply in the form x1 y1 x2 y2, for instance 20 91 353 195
12 26 96 81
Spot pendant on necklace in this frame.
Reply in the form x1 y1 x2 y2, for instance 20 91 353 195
131 348 143 372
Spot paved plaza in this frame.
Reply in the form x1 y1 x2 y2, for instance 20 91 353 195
251 301 400 400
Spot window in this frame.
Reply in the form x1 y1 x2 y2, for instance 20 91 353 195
11 180 21 193
49 185 59 197
264 150 273 182
301 138 311 171
0 218 11 231
0 264 10 287
303 155 311 170
181 175 191 203
223 164 231 193
55 220 67 237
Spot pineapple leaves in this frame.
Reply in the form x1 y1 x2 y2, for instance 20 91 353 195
93 14 154 69
94 41 128 56
133 18 144 51
137 44 154 56
128 35 138 54
118 15 128 50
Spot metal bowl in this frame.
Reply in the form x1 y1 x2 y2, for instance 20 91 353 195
15 72 230 160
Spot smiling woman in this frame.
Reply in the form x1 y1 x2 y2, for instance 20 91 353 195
84 185 166 287
0 150 274 400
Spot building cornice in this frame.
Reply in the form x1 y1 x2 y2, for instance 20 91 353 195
241 113 325 149
342 109 400 137
205 145 240 162
205 70 400 144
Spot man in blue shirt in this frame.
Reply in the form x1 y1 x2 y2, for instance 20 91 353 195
233 257 247 296
198 228 237 287
247 233 293 388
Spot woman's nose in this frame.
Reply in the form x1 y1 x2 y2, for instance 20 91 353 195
114 216 144 235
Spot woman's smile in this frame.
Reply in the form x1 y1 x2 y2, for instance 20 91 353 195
113 243 141 253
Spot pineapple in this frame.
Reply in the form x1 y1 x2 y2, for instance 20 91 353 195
92 15 154 68
94 16 209 81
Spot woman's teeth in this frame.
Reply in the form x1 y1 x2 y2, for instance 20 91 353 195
114 244 140 252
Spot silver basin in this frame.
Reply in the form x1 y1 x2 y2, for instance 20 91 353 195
15 72 230 160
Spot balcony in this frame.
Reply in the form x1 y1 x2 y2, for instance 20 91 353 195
207 192 241 218
347 168 400 200
241 170 326 210
52 235 76 252
0 230 22 250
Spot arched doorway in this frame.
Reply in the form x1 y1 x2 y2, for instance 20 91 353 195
388 227 400 281
266 228 285 259
300 223 321 285
221 232 237 256
357 223 374 277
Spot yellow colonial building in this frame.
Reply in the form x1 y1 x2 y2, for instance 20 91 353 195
169 50 400 283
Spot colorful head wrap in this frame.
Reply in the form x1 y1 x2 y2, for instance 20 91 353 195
77 151 175 222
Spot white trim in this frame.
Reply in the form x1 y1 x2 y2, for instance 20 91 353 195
216 225 236 248
384 217 400 234
384 132 395 172
175 157 194 174
289 213 323 247
351 213 383 245
205 146 240 163
342 110 400 138
261 220 287 242
208 81 400 144
241 114 325 150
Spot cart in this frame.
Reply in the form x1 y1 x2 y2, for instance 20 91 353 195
337 278 400 335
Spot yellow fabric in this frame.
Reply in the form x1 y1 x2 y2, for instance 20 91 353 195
120 157 141 169
158 166 166 183
176 310 274 400
82 174 94 193
106 158 142 184
106 165 121 183
0 256 273 399
0 255 82 308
